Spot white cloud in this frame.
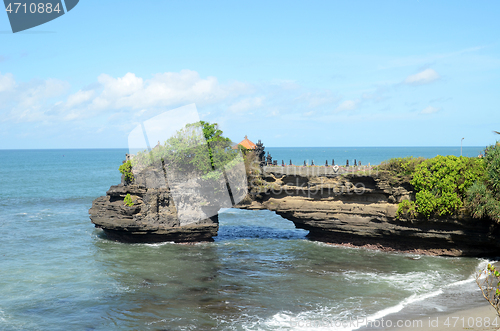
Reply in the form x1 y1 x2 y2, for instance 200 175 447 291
361 86 389 103
420 106 440 114
335 100 359 112
65 89 95 108
0 70 257 123
378 46 485 71
0 73 15 92
296 90 340 108
38 70 254 121
270 79 300 90
268 110 279 117
0 69 401 128
85 70 251 112
228 97 264 113
18 79 70 111
404 69 440 85
0 76 69 122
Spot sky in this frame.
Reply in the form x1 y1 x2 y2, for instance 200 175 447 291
0 0 499 148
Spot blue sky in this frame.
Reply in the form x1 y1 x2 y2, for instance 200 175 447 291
1 0 499 148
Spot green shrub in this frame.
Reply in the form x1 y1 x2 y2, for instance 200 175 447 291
485 143 500 193
410 155 485 218
391 155 485 219
131 121 238 179
119 160 134 183
377 156 426 176
466 182 500 222
124 194 134 207
466 143 500 222
396 200 417 219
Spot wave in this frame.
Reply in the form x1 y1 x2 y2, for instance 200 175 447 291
238 259 493 331
349 259 494 330
251 288 445 331
143 242 175 247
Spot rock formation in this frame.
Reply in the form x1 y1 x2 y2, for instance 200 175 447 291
89 165 219 243
237 166 500 256
90 158 500 256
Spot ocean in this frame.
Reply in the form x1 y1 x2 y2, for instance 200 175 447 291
264 146 485 166
0 147 491 330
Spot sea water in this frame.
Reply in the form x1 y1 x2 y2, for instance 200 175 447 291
265 146 485 166
0 148 490 331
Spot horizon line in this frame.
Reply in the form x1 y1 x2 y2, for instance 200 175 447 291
0 145 487 151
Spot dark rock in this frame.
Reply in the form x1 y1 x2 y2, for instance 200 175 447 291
236 167 500 257
89 179 219 243
91 158 500 256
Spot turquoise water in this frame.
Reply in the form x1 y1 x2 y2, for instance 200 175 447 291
0 148 489 330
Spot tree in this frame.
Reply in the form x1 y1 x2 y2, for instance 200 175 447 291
409 155 484 218
129 121 239 178
476 264 500 317
188 121 234 171
466 143 500 222
119 160 134 183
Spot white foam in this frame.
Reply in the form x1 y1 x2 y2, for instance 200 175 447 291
249 288 446 331
143 242 175 247
342 270 443 294
350 258 495 330
246 259 495 331
258 309 354 331
364 289 444 323
452 259 498 285
0 308 8 323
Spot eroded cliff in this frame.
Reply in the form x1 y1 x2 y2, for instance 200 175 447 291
89 165 219 243
236 166 500 256
89 161 500 256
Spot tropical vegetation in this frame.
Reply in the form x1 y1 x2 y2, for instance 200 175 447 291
123 193 134 207
466 143 500 222
119 160 134 183
122 121 242 182
384 143 500 222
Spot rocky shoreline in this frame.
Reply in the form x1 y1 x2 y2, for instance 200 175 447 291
89 160 500 256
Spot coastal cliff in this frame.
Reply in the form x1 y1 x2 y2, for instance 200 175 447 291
89 160 500 256
89 166 219 243
236 166 500 256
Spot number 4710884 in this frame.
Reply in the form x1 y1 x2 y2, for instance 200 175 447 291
5 2 62 14
443 316 499 328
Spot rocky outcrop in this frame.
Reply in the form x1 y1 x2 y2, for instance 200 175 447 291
89 167 219 243
236 166 500 257
90 160 500 256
